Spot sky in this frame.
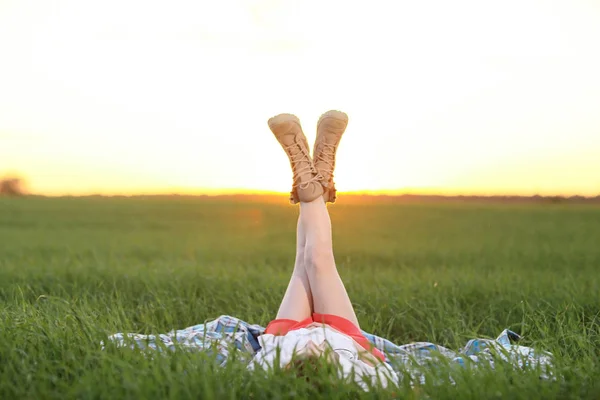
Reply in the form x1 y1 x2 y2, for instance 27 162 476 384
1 0 599 196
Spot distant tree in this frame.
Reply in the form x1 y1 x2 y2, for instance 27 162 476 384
0 177 26 196
548 195 565 204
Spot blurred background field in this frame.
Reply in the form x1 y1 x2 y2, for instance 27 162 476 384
1 196 599 399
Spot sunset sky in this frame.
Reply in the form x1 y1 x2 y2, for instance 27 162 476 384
1 0 599 196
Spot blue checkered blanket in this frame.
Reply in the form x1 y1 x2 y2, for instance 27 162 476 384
104 315 554 384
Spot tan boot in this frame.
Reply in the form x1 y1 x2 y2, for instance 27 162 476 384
268 113 324 204
313 110 348 203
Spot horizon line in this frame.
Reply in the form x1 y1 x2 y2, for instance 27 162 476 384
18 189 600 199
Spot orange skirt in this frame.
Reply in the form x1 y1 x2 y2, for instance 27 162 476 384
264 313 385 362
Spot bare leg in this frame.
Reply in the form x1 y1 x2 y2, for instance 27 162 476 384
301 197 360 328
275 215 313 320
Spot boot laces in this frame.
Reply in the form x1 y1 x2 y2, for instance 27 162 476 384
316 143 337 178
284 143 322 189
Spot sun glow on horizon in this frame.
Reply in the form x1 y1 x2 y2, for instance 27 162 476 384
1 0 600 196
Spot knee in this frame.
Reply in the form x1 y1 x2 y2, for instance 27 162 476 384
304 243 335 272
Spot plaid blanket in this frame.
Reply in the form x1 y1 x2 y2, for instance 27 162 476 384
104 315 554 384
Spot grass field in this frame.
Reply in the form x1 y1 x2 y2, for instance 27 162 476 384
1 196 599 399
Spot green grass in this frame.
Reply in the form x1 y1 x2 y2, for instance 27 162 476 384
1 196 599 399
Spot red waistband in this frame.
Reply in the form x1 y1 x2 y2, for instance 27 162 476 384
265 313 385 362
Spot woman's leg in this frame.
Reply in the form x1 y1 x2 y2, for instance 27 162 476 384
300 197 360 328
274 214 313 321
267 111 349 323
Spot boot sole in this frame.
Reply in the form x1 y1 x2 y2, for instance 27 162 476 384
317 110 348 128
268 113 301 129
